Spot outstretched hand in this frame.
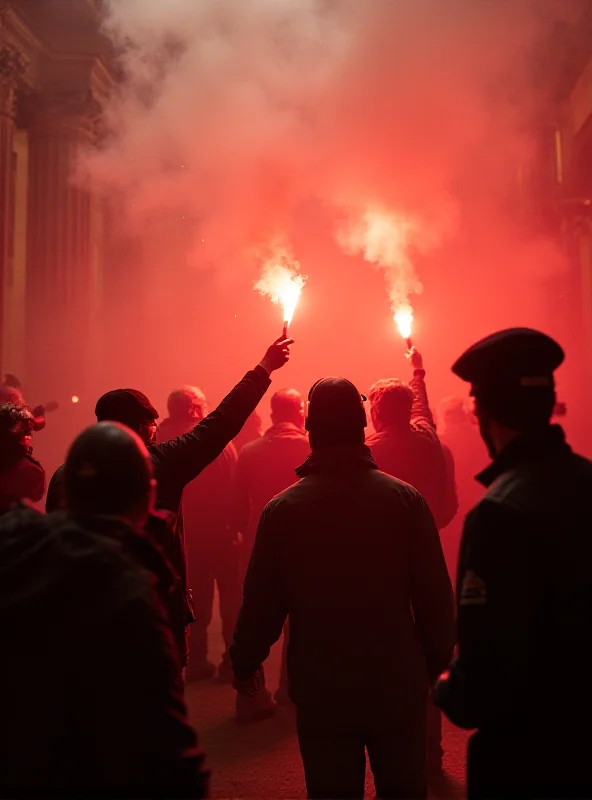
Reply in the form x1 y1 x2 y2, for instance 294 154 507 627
259 336 294 374
406 346 424 371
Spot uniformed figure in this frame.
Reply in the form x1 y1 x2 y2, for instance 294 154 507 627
434 327 592 798
231 377 454 799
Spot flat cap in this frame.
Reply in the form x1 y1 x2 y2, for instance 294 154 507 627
452 328 564 390
95 389 158 428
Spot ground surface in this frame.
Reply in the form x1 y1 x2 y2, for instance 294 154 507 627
185 603 469 799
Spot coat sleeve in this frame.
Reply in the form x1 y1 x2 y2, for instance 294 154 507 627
94 578 208 797
409 494 455 683
229 504 288 680
434 499 539 729
409 369 438 436
151 366 270 492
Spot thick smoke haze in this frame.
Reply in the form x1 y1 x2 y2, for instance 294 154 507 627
78 0 589 453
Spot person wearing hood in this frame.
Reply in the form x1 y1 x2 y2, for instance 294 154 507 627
46 335 293 668
157 386 240 683
230 377 454 799
0 422 207 798
230 388 310 721
0 403 45 511
434 328 592 799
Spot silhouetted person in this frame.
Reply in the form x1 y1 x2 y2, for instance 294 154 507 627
367 347 455 774
46 336 293 667
231 377 454 799
233 410 263 453
157 386 240 683
0 422 207 797
367 347 453 529
0 403 45 511
434 328 592 799
437 397 486 587
231 388 310 721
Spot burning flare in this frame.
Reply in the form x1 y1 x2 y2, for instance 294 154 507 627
394 307 414 345
255 254 306 330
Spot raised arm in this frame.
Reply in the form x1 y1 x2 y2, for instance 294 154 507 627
152 337 293 492
407 347 437 434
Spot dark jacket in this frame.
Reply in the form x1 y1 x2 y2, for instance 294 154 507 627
0 506 207 798
230 421 310 547
367 370 452 529
0 454 45 511
435 425 592 798
230 444 454 724
157 417 238 548
46 365 271 665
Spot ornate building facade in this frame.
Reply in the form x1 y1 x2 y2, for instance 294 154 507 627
0 0 113 402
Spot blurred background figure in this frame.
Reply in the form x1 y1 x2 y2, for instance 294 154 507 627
231 388 310 721
437 396 486 587
0 422 208 798
158 386 241 683
0 403 45 512
233 410 263 454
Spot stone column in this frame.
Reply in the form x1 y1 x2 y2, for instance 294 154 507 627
0 45 26 375
25 90 99 400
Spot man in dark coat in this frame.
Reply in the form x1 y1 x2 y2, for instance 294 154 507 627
157 385 241 683
434 327 592 799
231 387 310 719
0 422 207 798
367 348 454 530
46 335 293 667
231 377 454 799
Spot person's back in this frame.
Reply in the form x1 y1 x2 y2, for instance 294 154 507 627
0 504 205 797
265 450 454 714
231 378 454 799
232 389 309 547
367 350 449 528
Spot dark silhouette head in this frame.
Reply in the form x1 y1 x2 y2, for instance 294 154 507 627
167 385 207 424
95 389 159 445
368 378 414 433
452 327 565 457
305 378 367 448
64 422 154 524
270 388 304 427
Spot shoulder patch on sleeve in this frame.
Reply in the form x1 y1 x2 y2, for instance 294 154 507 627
459 570 487 606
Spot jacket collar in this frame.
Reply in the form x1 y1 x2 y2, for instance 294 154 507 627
477 424 570 488
296 444 378 478
265 421 306 438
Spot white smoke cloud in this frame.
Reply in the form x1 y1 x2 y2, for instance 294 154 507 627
86 0 583 313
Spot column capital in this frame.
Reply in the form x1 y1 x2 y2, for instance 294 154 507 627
27 88 102 141
0 45 28 119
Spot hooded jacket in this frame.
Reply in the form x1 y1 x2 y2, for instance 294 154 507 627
0 506 207 798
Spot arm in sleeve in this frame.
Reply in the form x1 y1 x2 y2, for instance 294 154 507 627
410 369 437 436
230 504 288 679
434 500 537 729
19 456 45 503
152 366 271 490
409 494 455 683
96 579 208 797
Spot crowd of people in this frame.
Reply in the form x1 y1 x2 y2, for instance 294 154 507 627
0 326 589 799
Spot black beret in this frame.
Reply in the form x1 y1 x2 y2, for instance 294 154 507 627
452 328 564 390
95 389 158 428
306 377 367 431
